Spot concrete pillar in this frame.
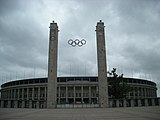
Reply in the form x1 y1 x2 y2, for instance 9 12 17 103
74 86 75 104
38 87 40 100
27 88 29 100
4 91 6 99
2 91 4 99
14 101 18 108
1 100 4 108
137 88 140 98
145 99 148 106
44 101 47 108
141 88 143 98
152 99 155 106
66 86 68 103
153 90 155 97
22 101 25 108
32 88 34 100
152 90 154 97
10 90 13 100
14 89 18 100
147 88 149 97
25 88 29 100
0 100 1 108
148 89 150 97
3 90 5 97
8 90 11 100
22 88 24 100
138 99 142 107
116 100 119 107
7 90 9 100
36 101 39 108
89 86 91 104
12 90 14 100
1 91 3 100
157 98 160 106
145 88 147 98
58 86 60 104
6 91 7 99
11 90 13 100
155 90 157 97
44 87 46 100
96 20 108 107
109 100 113 107
133 89 136 99
7 100 11 108
47 21 59 108
96 86 99 104
131 99 134 107
128 92 131 99
14 89 16 100
148 88 151 97
123 99 127 107
29 100 32 108
81 86 83 104
17 89 20 100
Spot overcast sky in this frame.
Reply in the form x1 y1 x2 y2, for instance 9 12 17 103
0 0 160 96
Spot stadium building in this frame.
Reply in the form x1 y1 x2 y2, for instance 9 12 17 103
0 20 159 108
0 77 159 108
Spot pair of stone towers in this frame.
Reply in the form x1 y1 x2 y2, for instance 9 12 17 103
47 20 108 108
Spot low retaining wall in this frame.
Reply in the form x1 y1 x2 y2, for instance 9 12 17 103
0 98 160 108
109 98 160 107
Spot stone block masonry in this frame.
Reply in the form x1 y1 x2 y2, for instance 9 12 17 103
96 20 109 107
47 21 59 108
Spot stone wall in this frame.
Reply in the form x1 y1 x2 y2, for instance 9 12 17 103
109 98 160 108
0 98 160 108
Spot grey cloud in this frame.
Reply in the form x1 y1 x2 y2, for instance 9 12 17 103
0 0 160 96
0 0 22 15
0 1 48 75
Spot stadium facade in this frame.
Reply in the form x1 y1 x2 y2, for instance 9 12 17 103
0 20 160 108
0 77 159 108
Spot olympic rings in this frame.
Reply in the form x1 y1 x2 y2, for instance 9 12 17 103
68 39 86 47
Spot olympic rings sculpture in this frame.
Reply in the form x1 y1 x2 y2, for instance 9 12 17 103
68 39 86 47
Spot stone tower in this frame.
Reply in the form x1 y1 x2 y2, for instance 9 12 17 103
47 21 59 108
96 20 109 107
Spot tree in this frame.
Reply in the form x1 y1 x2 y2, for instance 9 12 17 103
108 68 132 99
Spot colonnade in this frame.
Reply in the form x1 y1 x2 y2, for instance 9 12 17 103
126 87 157 99
0 85 99 108
109 98 160 107
0 86 47 108
57 85 98 104
0 85 158 108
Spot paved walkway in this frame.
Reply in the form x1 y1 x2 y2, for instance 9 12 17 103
0 106 160 120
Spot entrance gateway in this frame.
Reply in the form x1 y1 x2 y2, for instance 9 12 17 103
47 20 108 108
